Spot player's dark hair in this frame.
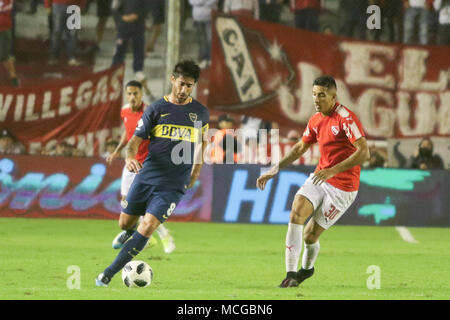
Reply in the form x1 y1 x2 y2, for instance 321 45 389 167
172 60 201 82
313 76 337 90
126 80 143 89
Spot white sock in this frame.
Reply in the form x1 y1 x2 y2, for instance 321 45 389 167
301 241 320 270
285 223 303 272
155 224 169 239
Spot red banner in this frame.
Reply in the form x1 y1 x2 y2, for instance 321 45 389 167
0 155 213 221
0 65 125 156
208 14 450 139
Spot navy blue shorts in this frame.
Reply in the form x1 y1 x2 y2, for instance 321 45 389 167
121 182 184 223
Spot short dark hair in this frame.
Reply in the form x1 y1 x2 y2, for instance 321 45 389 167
172 60 201 82
126 80 143 89
313 75 337 90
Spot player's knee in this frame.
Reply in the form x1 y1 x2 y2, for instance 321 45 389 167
304 230 319 244
289 210 303 223
118 214 133 230
137 217 157 238
118 219 129 231
290 198 312 223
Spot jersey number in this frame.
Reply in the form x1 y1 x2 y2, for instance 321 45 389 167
166 203 176 217
324 205 340 221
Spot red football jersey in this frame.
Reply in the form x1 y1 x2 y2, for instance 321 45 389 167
301 103 365 192
121 103 149 164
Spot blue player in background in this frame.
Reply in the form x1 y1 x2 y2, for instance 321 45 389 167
96 60 209 286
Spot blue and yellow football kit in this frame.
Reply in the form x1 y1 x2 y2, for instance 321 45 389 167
121 96 209 222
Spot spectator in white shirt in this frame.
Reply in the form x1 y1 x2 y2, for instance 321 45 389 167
223 0 260 19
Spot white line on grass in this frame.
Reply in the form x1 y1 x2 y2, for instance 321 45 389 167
395 226 419 243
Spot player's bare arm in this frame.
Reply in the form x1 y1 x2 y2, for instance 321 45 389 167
312 137 370 185
256 140 312 190
187 132 209 189
106 130 128 165
125 135 143 173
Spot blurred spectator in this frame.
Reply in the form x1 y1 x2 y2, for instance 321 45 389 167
240 115 275 143
408 138 444 170
189 0 219 69
322 25 333 35
211 114 240 163
430 2 440 44
367 145 387 168
0 130 25 155
240 115 262 144
291 0 321 32
27 0 43 14
103 138 119 159
45 0 87 66
393 141 407 168
111 0 151 96
54 141 76 156
223 0 260 19
403 0 434 45
339 0 368 39
385 0 404 42
146 0 165 53
9 0 17 57
259 0 284 23
435 0 450 45
285 129 300 143
0 0 19 86
94 0 112 52
371 0 404 42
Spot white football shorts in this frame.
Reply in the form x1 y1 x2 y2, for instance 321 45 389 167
296 173 358 230
121 165 137 196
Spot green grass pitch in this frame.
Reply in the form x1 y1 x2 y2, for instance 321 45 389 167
0 217 448 300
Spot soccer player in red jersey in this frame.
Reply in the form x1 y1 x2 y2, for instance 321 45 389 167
256 76 370 287
106 80 175 254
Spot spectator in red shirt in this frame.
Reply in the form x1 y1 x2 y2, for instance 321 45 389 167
290 0 321 32
0 0 19 86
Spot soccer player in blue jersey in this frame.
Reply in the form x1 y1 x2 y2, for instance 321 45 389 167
96 60 209 286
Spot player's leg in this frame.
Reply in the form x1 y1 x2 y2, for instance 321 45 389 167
296 218 326 285
294 183 358 286
136 213 161 238
279 174 324 288
145 187 182 254
111 207 140 249
97 212 156 286
112 167 139 249
155 224 176 254
96 186 183 286
279 195 315 287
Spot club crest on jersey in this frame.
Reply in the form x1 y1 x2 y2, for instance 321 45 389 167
189 113 198 123
331 126 340 136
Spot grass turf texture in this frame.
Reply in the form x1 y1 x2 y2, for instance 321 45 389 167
0 218 449 300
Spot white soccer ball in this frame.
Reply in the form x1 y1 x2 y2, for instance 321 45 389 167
122 260 153 288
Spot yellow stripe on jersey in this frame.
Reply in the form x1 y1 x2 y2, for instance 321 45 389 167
152 124 202 143
202 123 209 134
